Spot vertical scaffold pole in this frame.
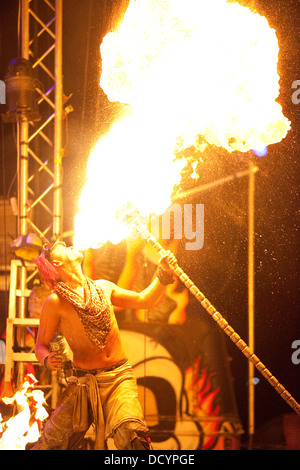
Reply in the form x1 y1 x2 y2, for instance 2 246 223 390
16 0 30 387
53 0 63 240
248 161 255 446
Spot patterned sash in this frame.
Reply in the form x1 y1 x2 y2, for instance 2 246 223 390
55 277 112 348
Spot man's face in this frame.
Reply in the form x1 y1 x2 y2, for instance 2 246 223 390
50 242 84 266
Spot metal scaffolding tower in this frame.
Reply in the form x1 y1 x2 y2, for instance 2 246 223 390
4 0 65 405
18 0 64 242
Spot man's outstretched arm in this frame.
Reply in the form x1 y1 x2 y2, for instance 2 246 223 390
107 251 177 309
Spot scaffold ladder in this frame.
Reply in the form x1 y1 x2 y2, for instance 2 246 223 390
4 259 59 408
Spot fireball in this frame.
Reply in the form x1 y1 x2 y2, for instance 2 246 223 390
74 0 290 249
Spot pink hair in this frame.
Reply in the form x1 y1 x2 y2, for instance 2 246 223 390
33 255 60 289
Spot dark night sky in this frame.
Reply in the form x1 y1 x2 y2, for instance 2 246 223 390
0 0 299 442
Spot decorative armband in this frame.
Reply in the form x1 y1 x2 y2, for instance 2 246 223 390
156 267 175 286
44 355 51 370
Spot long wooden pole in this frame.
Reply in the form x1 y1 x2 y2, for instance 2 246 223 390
127 213 300 415
248 161 255 443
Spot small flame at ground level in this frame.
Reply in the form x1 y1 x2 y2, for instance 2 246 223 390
74 0 290 249
0 375 48 450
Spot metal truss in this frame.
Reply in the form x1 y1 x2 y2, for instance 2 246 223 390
4 0 67 402
19 0 64 243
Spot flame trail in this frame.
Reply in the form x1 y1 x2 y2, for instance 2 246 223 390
74 0 290 248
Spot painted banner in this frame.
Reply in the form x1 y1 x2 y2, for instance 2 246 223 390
83 234 243 450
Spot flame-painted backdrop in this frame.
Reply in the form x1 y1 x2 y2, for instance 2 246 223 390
83 234 243 450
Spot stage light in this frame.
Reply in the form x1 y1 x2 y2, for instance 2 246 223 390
11 233 43 261
2 58 41 123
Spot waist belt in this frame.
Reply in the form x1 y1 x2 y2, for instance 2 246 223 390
73 373 105 449
73 358 128 377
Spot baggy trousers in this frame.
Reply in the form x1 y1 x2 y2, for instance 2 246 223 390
30 360 151 450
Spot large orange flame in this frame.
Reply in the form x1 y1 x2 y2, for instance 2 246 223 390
0 375 48 450
74 0 290 249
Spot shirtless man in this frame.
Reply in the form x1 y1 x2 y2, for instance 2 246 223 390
31 240 177 450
